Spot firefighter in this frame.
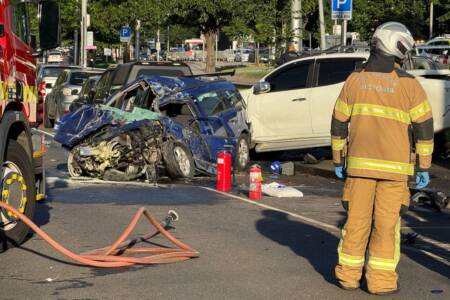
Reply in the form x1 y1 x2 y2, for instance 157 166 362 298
331 22 433 295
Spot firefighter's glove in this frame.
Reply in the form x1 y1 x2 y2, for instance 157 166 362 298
335 166 345 180
416 171 430 190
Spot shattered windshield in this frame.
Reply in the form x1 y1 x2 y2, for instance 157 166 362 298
197 92 228 116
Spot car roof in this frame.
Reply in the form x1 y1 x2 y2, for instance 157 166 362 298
40 64 82 69
115 75 233 105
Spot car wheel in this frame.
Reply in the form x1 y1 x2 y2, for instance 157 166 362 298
0 140 36 252
236 134 250 171
67 151 83 177
163 141 195 179
43 101 54 128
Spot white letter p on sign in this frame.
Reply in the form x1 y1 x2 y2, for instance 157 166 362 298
337 0 347 9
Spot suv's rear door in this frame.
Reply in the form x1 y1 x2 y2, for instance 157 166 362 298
309 57 365 135
248 60 314 141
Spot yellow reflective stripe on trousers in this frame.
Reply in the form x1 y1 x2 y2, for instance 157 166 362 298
368 218 401 271
332 138 346 151
335 99 352 117
337 229 365 267
352 103 411 124
416 143 434 156
347 157 414 176
410 100 432 121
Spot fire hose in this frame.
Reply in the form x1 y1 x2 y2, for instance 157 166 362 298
0 201 199 267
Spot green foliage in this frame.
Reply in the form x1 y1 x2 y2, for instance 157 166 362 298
58 1 448 49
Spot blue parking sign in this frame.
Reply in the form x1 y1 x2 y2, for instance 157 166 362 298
332 0 352 20
120 26 132 43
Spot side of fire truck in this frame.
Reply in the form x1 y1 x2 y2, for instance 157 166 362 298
0 0 59 250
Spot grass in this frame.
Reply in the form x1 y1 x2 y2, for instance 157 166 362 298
224 65 273 79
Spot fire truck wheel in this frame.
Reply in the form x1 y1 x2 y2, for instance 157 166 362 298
0 140 36 252
44 101 54 128
236 134 250 171
163 141 195 179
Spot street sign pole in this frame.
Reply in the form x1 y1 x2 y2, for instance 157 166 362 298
341 20 347 47
332 0 352 49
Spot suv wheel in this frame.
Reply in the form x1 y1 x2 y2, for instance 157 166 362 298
236 134 250 171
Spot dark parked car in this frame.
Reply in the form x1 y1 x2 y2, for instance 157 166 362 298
92 61 193 104
45 69 104 127
55 75 250 182
69 75 101 112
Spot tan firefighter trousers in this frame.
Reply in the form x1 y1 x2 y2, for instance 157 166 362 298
335 177 410 293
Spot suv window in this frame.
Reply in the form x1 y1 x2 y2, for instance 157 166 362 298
222 89 243 109
267 62 311 92
43 67 66 78
69 72 91 85
197 91 229 116
94 70 113 101
316 59 363 87
55 72 67 86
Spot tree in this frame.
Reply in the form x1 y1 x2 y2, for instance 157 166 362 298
171 0 237 72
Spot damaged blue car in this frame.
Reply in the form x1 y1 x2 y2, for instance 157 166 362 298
56 75 250 180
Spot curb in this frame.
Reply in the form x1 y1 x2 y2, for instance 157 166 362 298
295 163 336 180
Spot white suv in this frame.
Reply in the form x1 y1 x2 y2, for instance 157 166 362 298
241 53 450 153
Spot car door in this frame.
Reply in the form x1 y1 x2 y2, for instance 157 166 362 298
309 57 366 136
247 60 314 141
195 90 236 160
220 88 247 139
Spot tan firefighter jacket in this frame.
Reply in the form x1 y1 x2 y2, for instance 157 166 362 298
331 68 434 182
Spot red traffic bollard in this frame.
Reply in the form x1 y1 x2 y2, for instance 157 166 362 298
249 164 262 201
216 150 232 192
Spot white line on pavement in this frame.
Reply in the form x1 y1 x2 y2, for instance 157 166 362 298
201 186 450 264
201 186 340 232
32 128 55 138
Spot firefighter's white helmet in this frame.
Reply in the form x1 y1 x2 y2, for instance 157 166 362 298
372 22 415 60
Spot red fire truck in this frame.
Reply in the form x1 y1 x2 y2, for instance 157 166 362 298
0 0 59 250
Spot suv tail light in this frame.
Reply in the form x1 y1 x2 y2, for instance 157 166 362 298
39 81 46 98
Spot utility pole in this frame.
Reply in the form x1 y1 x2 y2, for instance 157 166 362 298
135 20 141 61
167 25 170 53
74 30 79 65
318 0 326 50
291 0 302 52
429 0 434 39
81 0 87 67
156 29 160 62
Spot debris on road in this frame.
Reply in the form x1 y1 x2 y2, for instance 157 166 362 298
281 162 295 176
411 189 449 211
262 182 304 198
303 153 319 164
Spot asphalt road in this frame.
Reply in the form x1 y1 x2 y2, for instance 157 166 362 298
0 130 449 300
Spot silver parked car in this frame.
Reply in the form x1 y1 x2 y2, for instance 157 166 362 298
45 69 104 127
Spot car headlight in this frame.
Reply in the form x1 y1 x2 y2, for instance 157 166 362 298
62 88 72 96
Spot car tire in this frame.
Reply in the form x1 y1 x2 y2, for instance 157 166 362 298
236 133 250 171
0 140 36 252
163 141 195 179
67 151 83 177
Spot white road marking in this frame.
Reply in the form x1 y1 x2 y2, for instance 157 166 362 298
201 186 450 264
201 186 340 232
32 128 55 138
